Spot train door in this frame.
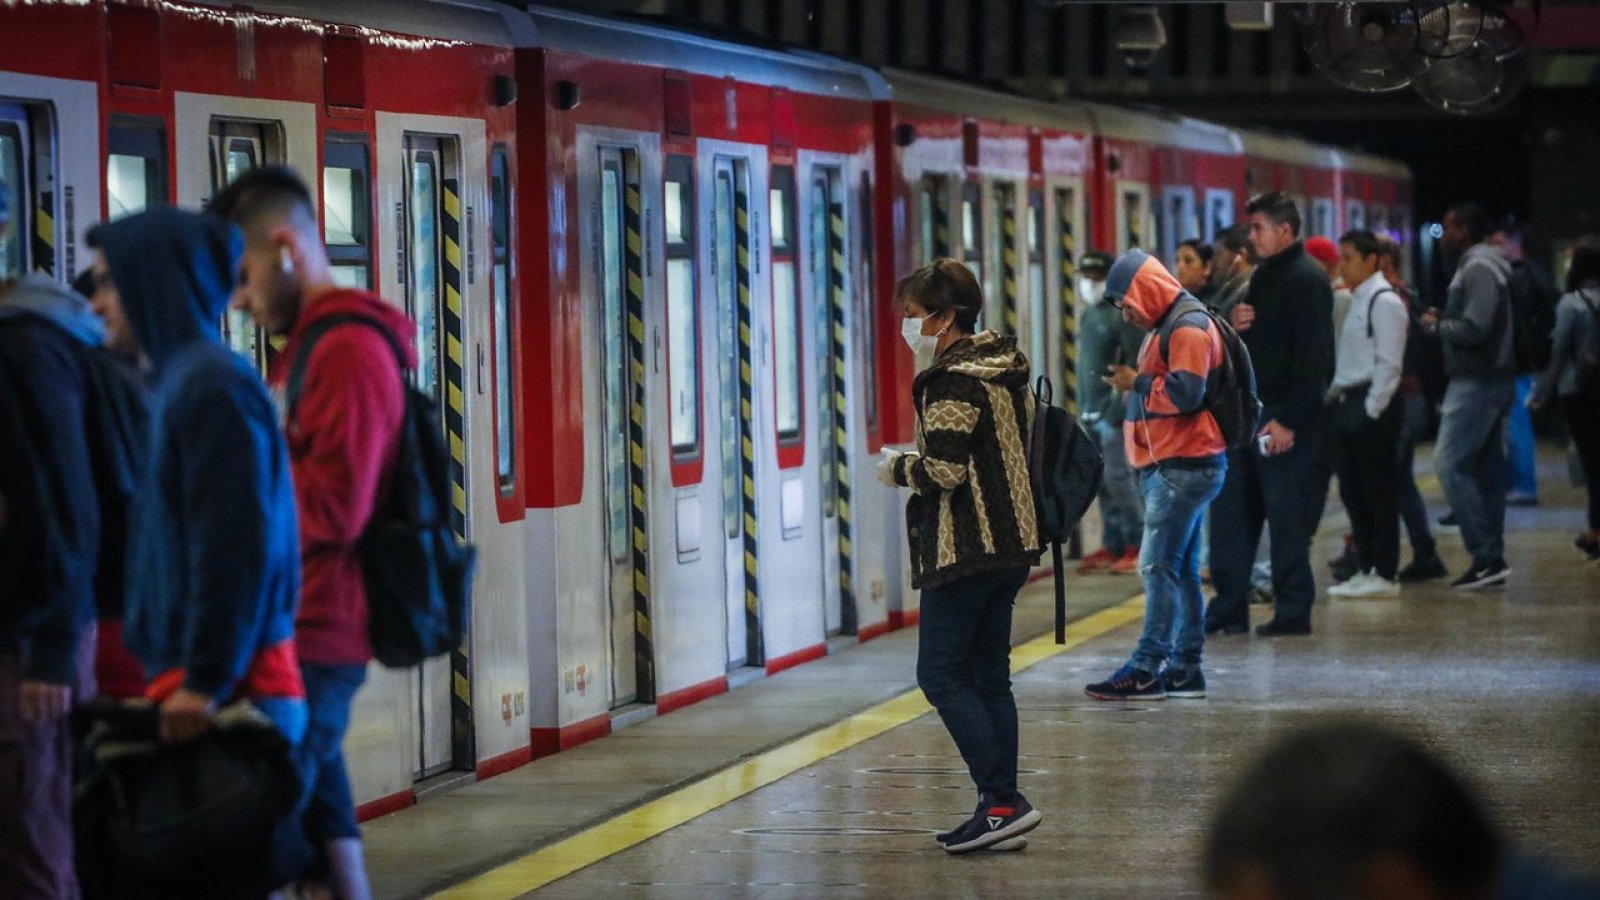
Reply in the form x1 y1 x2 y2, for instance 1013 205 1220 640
1162 187 1198 268
989 180 1020 338
400 133 472 775
1117 183 1150 254
1024 191 1049 390
711 156 764 669
808 166 853 636
1050 181 1086 415
0 103 31 281
1311 198 1337 240
595 145 653 708
207 118 286 371
919 173 952 265
1204 188 1235 243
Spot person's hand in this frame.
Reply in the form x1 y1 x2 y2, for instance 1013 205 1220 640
876 450 903 487
1260 420 1295 456
1230 302 1256 333
1419 308 1441 330
19 680 71 723
158 688 216 744
1102 364 1138 393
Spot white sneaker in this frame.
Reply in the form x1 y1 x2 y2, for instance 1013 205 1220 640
1328 570 1374 597
1338 573 1401 598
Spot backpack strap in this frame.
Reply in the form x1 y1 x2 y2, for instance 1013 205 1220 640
1366 287 1401 339
285 313 409 425
1157 296 1213 364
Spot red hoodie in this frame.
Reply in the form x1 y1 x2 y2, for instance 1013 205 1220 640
268 290 418 666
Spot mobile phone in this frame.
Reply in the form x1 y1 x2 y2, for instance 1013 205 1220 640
1257 432 1273 456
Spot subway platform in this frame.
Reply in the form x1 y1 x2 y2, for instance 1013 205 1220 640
365 449 1600 898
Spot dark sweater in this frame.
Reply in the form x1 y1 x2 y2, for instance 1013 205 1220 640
891 332 1043 589
1238 242 1334 432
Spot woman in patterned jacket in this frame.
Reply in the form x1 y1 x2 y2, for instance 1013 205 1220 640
879 258 1043 855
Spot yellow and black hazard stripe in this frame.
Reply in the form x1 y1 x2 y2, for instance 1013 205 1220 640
31 189 53 277
440 178 475 763
1057 195 1078 416
623 161 655 701
1001 195 1019 336
735 186 763 665
827 201 856 635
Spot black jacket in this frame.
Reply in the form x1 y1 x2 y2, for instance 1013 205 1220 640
1238 242 1334 432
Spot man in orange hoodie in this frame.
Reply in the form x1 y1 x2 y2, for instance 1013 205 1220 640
1085 250 1229 701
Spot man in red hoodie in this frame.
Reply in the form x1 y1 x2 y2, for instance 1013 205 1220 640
213 167 415 900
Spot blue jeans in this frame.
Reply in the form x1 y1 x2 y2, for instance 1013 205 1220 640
1505 375 1538 498
917 566 1029 803
1094 419 1144 554
1435 376 1515 566
298 663 367 845
1130 462 1226 675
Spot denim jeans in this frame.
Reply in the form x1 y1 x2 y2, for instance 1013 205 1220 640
1435 376 1515 566
917 566 1029 803
298 663 368 845
1208 426 1321 629
1505 375 1538 498
1094 419 1144 554
1129 462 1226 675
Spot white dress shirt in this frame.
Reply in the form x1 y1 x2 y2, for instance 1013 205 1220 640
1333 270 1408 419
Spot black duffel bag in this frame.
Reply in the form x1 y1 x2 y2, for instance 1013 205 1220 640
74 698 306 899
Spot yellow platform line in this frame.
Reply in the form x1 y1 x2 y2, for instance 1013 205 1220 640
434 595 1147 899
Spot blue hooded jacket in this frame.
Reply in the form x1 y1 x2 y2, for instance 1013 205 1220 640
101 209 301 700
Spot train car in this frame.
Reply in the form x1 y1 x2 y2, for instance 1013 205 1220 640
0 0 532 815
517 7 890 760
1240 129 1343 241
1085 104 1246 271
1340 149 1416 267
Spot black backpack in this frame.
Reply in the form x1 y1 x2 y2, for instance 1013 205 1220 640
1029 375 1103 644
1508 259 1559 375
287 314 476 669
1158 296 1262 451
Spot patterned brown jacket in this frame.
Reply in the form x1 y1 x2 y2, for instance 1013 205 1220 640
890 331 1042 589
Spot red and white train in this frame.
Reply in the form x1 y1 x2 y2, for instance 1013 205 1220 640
0 0 1412 817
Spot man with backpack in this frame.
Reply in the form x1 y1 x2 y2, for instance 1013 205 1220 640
1084 249 1233 701
214 166 413 900
1421 202 1516 590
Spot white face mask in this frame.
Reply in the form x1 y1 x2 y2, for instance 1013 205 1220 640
1079 277 1106 306
902 315 945 371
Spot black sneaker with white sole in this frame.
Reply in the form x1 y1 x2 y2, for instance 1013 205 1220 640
1162 667 1206 699
1450 559 1511 590
940 797 1042 854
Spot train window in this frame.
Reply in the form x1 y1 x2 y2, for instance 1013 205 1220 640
664 155 700 458
1162 188 1198 268
107 117 166 221
1119 185 1148 253
858 172 877 432
323 138 371 289
1346 200 1366 231
209 117 284 369
810 174 836 517
1205 189 1234 243
920 174 949 263
1028 193 1047 380
407 150 444 408
600 156 630 558
771 166 801 442
962 181 982 289
491 146 516 491
0 121 22 280
1370 204 1390 237
713 167 740 538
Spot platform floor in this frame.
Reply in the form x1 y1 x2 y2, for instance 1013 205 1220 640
366 449 1600 899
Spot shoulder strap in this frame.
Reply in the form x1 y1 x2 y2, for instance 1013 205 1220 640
286 313 408 423
1158 296 1211 363
1367 287 1401 339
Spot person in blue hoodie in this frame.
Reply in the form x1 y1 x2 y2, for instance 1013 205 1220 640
90 208 311 885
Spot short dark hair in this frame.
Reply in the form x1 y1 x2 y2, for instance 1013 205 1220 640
1566 236 1600 293
1447 202 1493 244
1177 238 1214 265
894 258 983 333
1204 721 1501 900
208 165 316 238
1216 224 1255 263
1338 229 1382 260
1246 191 1302 237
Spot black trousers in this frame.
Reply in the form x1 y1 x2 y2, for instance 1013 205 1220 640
1333 389 1404 580
1207 422 1320 629
1566 396 1600 530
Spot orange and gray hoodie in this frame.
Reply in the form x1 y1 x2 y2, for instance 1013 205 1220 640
1103 249 1228 470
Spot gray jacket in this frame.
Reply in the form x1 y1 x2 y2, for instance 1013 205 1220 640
1439 242 1515 379
1532 281 1600 402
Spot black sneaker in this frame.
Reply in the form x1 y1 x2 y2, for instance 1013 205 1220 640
1249 586 1275 606
1162 667 1206 699
1575 536 1600 561
1437 512 1460 533
1255 618 1311 637
1450 559 1511 590
1204 617 1248 636
1398 554 1448 582
940 797 1042 854
1084 665 1166 701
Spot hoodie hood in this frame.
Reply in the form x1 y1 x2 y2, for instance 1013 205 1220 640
0 273 107 346
292 288 419 371
917 330 1030 390
1105 248 1187 328
93 208 241 369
